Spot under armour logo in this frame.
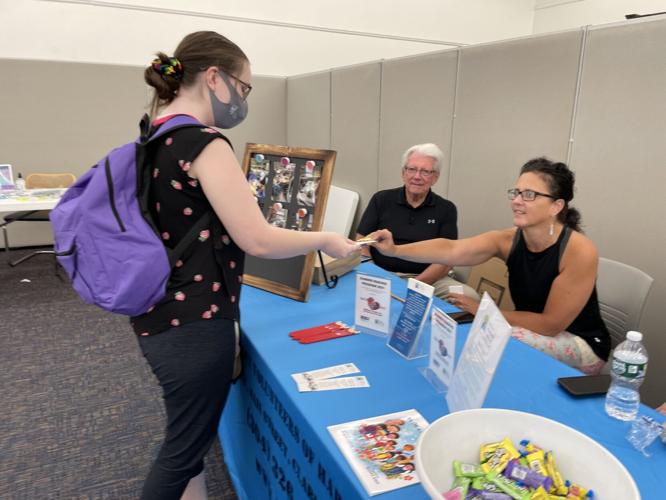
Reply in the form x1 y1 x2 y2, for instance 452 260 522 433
427 219 436 224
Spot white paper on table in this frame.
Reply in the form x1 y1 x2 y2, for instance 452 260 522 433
291 362 360 386
355 273 391 334
297 376 370 392
446 292 512 412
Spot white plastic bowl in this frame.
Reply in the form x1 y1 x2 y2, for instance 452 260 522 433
415 408 639 499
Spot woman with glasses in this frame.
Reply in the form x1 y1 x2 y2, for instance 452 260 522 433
370 157 610 375
139 32 358 499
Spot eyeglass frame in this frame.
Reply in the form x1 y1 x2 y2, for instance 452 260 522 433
226 73 252 101
402 165 438 178
206 67 253 101
507 188 557 202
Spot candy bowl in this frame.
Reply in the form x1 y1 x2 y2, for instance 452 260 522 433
415 408 639 499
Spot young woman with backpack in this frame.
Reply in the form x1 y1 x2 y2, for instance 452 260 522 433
138 31 359 499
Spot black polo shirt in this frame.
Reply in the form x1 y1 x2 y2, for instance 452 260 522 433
357 186 458 274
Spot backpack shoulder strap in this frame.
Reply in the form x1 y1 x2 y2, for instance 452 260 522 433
167 212 213 269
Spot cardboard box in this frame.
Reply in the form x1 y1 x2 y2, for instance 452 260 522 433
465 257 515 311
312 251 361 285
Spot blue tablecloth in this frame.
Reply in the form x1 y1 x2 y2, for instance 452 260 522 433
219 262 665 499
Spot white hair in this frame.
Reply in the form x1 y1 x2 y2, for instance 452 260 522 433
401 143 444 172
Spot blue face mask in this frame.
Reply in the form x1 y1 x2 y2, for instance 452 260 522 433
209 72 248 129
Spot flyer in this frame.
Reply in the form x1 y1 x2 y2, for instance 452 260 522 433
387 278 433 358
328 409 428 496
445 292 512 413
425 306 457 391
355 273 391 334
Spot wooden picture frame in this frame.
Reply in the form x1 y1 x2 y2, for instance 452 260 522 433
241 143 336 301
477 277 505 306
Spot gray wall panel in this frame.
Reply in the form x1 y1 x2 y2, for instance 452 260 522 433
0 59 284 247
379 50 458 196
226 76 287 159
570 20 666 407
331 63 382 232
450 31 583 238
286 72 331 149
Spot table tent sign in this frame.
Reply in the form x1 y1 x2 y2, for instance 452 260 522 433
420 306 457 393
446 292 512 413
387 278 434 359
354 272 392 335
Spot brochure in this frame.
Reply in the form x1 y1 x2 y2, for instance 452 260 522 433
355 273 391 334
328 409 429 496
424 306 457 392
387 278 433 358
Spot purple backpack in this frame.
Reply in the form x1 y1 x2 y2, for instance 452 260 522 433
50 115 212 315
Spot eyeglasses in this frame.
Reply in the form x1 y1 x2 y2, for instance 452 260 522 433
403 166 437 178
507 188 556 201
227 73 252 101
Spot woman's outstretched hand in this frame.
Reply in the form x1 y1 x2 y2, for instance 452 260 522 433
368 229 396 256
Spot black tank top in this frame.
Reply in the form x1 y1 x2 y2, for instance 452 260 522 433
506 227 610 361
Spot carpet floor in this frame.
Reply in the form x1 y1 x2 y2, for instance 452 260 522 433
0 250 238 499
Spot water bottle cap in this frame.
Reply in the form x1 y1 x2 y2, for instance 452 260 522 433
626 330 643 342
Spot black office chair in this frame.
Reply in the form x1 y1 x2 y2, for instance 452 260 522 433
2 172 75 267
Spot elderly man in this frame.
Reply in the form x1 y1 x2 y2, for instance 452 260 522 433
356 143 478 300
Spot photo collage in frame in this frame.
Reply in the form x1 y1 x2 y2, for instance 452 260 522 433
248 154 322 233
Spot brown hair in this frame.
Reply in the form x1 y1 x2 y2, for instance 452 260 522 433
520 157 582 232
144 31 248 117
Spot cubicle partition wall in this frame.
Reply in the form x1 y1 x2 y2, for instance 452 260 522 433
378 50 459 194
450 30 583 235
330 63 383 231
285 18 666 406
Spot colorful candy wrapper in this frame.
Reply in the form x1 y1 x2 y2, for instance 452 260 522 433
525 450 549 478
472 477 503 493
544 451 568 495
486 470 532 500
480 441 502 463
453 460 485 478
529 486 549 499
504 459 553 491
481 437 520 474
480 492 513 499
564 481 593 499
442 476 471 499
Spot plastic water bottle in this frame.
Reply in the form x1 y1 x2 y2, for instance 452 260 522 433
15 173 26 191
605 331 648 421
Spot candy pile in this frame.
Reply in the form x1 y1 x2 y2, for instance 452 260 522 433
442 438 593 500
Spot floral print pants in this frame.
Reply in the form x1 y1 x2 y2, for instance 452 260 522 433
511 327 606 375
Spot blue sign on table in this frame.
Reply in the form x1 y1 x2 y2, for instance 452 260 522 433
387 279 433 359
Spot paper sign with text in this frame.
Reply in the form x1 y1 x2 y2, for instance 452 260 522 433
426 306 457 390
446 292 511 412
355 273 391 334
387 278 434 359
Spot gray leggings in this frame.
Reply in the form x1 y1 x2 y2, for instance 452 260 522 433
138 318 236 500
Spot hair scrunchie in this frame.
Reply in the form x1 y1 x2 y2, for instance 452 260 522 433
151 57 184 81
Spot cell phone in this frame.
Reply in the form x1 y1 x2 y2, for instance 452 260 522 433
448 311 475 324
557 374 611 396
